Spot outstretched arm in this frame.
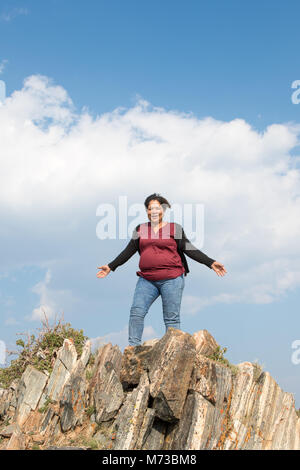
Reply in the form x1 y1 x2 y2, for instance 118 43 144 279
106 225 140 272
97 226 140 278
107 238 138 272
180 227 216 268
180 226 227 276
97 238 138 278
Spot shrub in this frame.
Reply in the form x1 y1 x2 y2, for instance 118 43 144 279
207 345 239 376
0 312 88 389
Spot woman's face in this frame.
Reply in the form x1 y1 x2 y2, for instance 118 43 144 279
147 199 164 223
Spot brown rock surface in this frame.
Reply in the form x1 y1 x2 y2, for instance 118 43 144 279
0 328 299 450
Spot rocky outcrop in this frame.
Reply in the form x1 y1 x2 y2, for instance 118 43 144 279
0 328 299 450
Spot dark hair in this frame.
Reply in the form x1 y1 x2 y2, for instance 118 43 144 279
144 193 171 211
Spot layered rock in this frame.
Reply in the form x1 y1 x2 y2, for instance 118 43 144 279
0 328 299 450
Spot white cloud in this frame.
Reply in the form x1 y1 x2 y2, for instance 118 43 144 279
183 258 300 314
0 74 300 313
28 269 56 321
182 292 241 315
0 7 28 22
27 268 77 322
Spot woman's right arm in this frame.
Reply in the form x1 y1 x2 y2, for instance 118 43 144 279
107 238 138 272
97 226 140 277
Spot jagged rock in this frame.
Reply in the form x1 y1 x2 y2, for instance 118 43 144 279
88 343 123 397
189 354 233 407
119 339 159 390
120 344 154 389
92 343 123 378
161 354 234 450
142 418 167 450
93 361 124 424
5 422 25 450
121 328 196 423
0 380 19 419
86 343 123 425
93 429 111 448
142 339 159 348
40 407 56 434
0 388 16 419
39 339 77 408
0 423 16 437
40 413 60 444
192 329 219 356
166 390 217 450
0 379 20 415
147 328 196 423
14 365 48 427
59 363 87 432
0 328 299 450
58 340 92 432
136 408 156 449
38 340 91 438
77 340 91 369
222 362 300 450
111 371 150 450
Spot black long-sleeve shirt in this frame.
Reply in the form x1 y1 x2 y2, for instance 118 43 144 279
107 222 215 276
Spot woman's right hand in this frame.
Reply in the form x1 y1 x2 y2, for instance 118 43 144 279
97 265 111 278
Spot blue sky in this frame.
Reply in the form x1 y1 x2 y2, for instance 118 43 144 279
1 0 300 408
1 0 300 127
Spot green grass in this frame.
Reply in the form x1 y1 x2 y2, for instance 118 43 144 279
85 405 96 417
207 346 239 376
207 346 265 379
38 395 56 414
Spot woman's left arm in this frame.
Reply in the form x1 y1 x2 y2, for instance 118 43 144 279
181 227 227 276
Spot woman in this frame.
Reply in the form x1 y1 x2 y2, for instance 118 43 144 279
97 193 227 348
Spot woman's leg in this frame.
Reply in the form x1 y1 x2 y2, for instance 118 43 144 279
128 276 160 346
160 274 185 333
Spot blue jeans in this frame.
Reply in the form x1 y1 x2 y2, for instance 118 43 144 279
128 274 185 346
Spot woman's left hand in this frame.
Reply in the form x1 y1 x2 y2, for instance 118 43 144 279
211 261 227 277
